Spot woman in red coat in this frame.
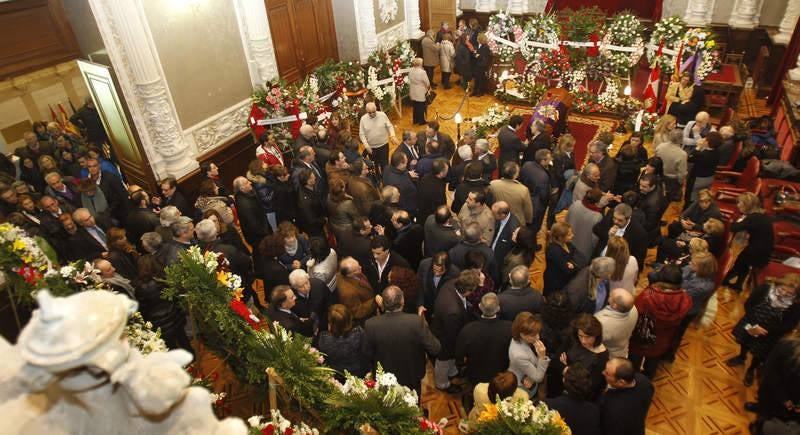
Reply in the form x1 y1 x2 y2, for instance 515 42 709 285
629 264 692 378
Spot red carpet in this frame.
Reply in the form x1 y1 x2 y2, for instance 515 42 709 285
511 107 619 167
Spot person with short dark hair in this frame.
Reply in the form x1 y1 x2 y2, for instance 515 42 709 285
544 364 601 435
268 285 314 336
600 357 655 435
417 159 449 224
520 148 552 237
382 151 418 217
561 314 610 401
452 160 493 214
362 235 410 294
468 371 528 422
424 205 462 257
498 115 527 170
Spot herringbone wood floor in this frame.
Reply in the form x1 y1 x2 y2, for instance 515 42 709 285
198 81 767 434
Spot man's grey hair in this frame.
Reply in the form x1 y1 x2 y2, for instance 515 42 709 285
289 269 310 287
479 292 500 317
381 185 400 202
610 288 635 313
140 232 162 254
382 285 404 312
458 144 473 161
581 162 599 178
464 222 481 243
588 140 607 154
613 203 633 220
669 129 683 144
474 138 489 153
464 129 477 140
509 265 530 288
72 207 90 222
591 257 616 278
365 102 377 112
194 218 218 242
532 120 545 132
535 148 551 163
402 130 414 142
159 206 181 227
232 176 249 193
171 219 194 238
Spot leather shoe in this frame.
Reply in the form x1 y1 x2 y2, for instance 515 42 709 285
726 356 745 367
744 402 759 413
437 384 463 395
744 370 755 387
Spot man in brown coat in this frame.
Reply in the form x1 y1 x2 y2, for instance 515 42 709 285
489 162 533 225
421 30 441 86
336 256 377 323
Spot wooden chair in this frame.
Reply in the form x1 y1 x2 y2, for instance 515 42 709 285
705 87 733 116
715 42 728 57
724 53 744 66
718 107 735 128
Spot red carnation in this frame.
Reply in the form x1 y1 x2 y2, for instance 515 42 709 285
284 428 293 435
365 379 376 389
261 423 275 435
588 33 600 57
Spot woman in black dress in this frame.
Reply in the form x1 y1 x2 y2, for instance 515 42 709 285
727 273 799 386
317 304 368 380
544 222 586 297
723 192 774 293
685 131 721 204
560 314 610 401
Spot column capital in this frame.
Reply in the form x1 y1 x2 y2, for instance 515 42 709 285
684 0 716 27
405 0 424 39
475 0 497 14
773 1 800 45
729 0 764 29
233 0 279 86
87 0 197 179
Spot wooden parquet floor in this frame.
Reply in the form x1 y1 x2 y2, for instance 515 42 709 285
199 79 759 434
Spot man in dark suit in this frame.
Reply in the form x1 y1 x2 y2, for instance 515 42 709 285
417 120 455 162
593 203 648 268
363 235 410 294
520 149 552 237
424 205 462 257
431 269 479 393
472 35 491 96
391 210 424 270
600 358 654 435
416 140 444 179
288 269 328 331
498 265 544 321
448 222 497 281
15 131 55 161
382 152 419 217
474 139 497 180
158 176 192 219
417 159 449 224
588 140 618 193
86 157 128 224
638 173 667 247
396 130 422 172
523 119 551 163
498 115 527 170
291 145 327 195
490 201 521 266
70 207 108 262
268 285 314 337
452 161 493 214
417 251 461 317
363 285 441 394
336 217 375 264
454 292 512 385
126 190 160 251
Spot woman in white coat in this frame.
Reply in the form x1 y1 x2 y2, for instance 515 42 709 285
408 57 431 126
439 33 456 89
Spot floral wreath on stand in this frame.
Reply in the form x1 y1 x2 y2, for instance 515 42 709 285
681 28 717 81
600 12 644 76
519 13 560 63
468 396 571 434
647 16 687 75
485 11 519 58
533 48 570 84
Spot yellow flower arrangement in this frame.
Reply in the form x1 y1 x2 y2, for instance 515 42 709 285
216 270 230 287
232 288 243 301
477 403 498 423
552 411 570 434
13 239 26 251
706 40 715 49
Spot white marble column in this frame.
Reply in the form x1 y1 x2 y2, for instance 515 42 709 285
232 0 279 86
405 0 424 39
357 0 378 62
475 0 497 13
789 55 800 81
684 0 716 27
86 0 197 179
729 0 764 29
506 0 525 15
773 0 800 45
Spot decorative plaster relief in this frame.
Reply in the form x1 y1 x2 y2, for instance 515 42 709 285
188 100 251 155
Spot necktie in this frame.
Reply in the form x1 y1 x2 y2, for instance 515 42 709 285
491 221 502 250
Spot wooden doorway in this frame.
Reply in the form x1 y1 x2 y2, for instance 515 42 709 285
428 0 455 32
264 0 338 83
76 60 156 191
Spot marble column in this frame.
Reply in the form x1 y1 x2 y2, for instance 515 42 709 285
233 0 279 86
357 0 378 62
773 1 800 45
86 0 196 179
729 0 764 29
475 0 497 13
506 0 525 15
789 55 800 81
684 0 716 27
405 0 424 39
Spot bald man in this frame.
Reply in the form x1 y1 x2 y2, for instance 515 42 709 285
359 102 397 175
594 288 638 358
490 200 521 265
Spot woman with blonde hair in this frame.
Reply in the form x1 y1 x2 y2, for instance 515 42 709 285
606 236 639 293
543 222 586 296
723 192 774 292
653 114 677 147
408 57 431 125
564 256 616 314
665 72 695 124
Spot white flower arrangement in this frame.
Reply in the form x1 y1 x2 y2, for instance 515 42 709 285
46 261 106 289
564 69 586 91
474 104 511 132
0 222 52 272
497 397 566 427
597 79 620 110
681 28 717 80
124 312 168 355
520 13 560 62
647 16 687 73
378 0 398 24
336 364 419 409
600 13 644 75
248 409 320 435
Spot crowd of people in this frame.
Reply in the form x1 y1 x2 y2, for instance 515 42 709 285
2 56 799 435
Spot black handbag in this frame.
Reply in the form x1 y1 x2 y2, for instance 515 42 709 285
631 289 657 345
426 90 437 104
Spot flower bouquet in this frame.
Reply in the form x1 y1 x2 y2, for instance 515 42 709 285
324 364 423 434
125 311 168 355
520 13 560 62
627 111 660 140
468 397 571 434
486 11 518 54
533 49 570 82
572 89 602 113
0 222 53 304
682 28 717 80
247 409 320 435
561 6 604 67
473 104 510 138
647 16 687 74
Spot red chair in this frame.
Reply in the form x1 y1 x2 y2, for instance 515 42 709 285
717 107 735 128
756 245 800 286
717 140 742 171
717 178 762 220
711 156 760 195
